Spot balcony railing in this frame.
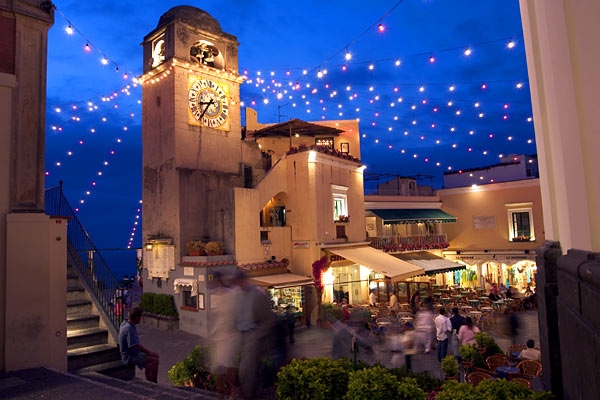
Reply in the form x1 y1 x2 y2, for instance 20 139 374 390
369 234 449 252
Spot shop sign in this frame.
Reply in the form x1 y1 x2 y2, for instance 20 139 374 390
293 240 310 249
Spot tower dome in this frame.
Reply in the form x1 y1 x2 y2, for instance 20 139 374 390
156 6 223 35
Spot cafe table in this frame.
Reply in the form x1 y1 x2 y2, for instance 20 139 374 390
496 366 520 379
479 296 490 301
468 299 480 308
480 306 493 312
492 300 505 309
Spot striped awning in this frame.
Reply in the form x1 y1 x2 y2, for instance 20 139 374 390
173 278 198 296
368 209 457 224
392 251 466 276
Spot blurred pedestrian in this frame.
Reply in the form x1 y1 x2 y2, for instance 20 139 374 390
209 271 242 398
414 306 434 354
234 270 279 399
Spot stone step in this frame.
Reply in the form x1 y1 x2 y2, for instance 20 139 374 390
79 372 219 399
67 285 87 301
67 327 108 350
67 344 121 372
67 299 92 315
67 313 100 330
75 360 136 381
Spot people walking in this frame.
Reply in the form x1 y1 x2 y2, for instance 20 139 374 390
434 308 452 363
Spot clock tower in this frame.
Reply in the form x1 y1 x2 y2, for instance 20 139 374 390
140 7 262 262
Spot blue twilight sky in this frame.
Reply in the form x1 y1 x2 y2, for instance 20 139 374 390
44 0 533 277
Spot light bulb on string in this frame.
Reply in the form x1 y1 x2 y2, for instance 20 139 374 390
345 49 352 61
84 43 91 52
65 25 74 35
377 23 385 33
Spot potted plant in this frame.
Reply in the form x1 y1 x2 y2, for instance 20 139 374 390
474 332 490 354
319 302 342 327
205 241 224 256
441 355 458 380
185 240 205 256
459 344 478 369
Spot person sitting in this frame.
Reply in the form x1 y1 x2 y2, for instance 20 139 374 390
457 316 480 346
489 284 502 301
119 307 160 382
519 339 541 361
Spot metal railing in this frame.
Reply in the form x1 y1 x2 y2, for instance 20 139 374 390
45 183 123 331
369 234 450 252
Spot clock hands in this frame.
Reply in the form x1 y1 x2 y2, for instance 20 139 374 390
198 99 215 120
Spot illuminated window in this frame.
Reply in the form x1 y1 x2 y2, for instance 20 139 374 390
506 203 534 242
332 184 349 222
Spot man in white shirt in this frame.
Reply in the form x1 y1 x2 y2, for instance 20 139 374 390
434 307 452 363
369 290 377 307
389 290 399 312
519 339 542 361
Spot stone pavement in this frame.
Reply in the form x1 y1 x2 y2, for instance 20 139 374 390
135 308 541 383
0 309 544 399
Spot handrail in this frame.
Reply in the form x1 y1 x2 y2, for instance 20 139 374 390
45 182 123 332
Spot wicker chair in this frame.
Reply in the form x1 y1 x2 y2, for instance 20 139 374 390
510 377 532 389
506 343 526 358
516 359 542 378
466 371 494 387
486 354 510 371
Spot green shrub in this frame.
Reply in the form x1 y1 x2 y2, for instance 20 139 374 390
139 292 155 312
388 366 442 392
344 366 401 400
320 303 343 322
139 292 179 318
441 355 458 377
435 381 478 400
435 378 553 400
459 344 478 362
396 377 427 400
475 379 553 400
154 294 179 317
276 357 353 400
168 345 213 390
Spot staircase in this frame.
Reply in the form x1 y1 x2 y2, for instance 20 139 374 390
66 264 135 379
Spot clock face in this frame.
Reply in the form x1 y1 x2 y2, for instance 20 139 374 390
188 79 230 129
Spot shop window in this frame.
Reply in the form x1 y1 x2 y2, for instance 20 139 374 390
182 289 197 308
506 204 534 242
260 230 271 244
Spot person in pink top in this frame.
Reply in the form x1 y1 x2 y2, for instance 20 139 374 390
457 316 480 346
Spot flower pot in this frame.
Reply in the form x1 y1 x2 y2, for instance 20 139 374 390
444 374 457 381
462 360 474 369
477 346 487 355
188 250 201 256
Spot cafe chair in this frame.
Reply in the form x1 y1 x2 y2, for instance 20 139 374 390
466 371 494 387
510 377 532 389
486 354 510 371
516 359 542 378
506 343 526 358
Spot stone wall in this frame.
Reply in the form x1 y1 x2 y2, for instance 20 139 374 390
537 241 600 399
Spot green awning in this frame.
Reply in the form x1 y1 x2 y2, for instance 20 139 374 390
368 209 457 224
